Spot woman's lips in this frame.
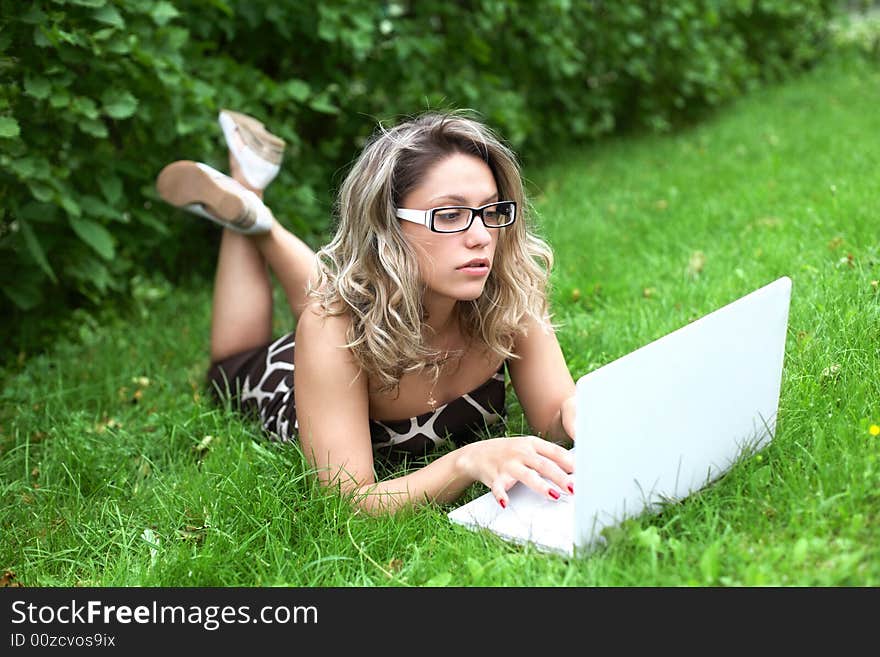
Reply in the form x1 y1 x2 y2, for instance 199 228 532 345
457 258 490 268
457 264 490 276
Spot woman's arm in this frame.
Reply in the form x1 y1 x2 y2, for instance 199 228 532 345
349 435 574 513
507 314 577 445
294 305 574 514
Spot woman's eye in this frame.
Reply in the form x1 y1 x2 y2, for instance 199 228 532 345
436 211 463 222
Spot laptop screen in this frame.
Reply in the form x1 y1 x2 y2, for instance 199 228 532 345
574 277 791 549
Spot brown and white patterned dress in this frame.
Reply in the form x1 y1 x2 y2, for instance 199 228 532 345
207 333 507 460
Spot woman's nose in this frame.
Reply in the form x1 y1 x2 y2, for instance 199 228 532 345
464 215 492 245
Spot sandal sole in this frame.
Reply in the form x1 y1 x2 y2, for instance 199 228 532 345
155 160 245 224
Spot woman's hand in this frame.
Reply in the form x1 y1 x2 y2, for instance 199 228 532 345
456 436 575 509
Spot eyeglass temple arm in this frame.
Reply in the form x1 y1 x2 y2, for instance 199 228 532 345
395 208 432 228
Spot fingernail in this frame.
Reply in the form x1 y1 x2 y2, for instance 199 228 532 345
567 483 574 494
499 498 506 509
548 489 560 500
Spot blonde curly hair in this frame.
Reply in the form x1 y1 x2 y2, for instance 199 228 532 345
310 111 553 392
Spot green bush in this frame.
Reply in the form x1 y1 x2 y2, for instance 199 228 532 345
0 0 837 353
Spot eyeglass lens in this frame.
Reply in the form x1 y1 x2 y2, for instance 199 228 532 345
431 202 515 232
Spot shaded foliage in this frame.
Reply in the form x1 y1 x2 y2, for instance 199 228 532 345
0 0 836 356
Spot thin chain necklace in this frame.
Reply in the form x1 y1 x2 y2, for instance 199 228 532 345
426 351 447 410
425 314 467 411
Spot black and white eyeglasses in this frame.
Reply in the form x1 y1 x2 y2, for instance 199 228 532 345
395 200 517 234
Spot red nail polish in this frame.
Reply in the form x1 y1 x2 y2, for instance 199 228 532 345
549 489 560 500
567 483 574 494
499 499 506 509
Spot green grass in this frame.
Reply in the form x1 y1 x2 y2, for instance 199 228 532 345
2 50 879 587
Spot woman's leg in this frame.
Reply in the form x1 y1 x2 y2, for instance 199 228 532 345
210 229 273 362
210 155 318 362
251 222 319 319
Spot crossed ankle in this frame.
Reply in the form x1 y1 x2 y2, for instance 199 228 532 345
219 109 285 191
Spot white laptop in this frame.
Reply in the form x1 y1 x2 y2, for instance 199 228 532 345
448 276 792 556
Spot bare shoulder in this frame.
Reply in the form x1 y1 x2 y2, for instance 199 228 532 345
294 300 364 392
509 313 557 380
511 313 555 352
506 311 573 434
295 301 353 353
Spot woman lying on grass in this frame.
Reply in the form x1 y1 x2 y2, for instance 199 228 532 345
156 110 576 513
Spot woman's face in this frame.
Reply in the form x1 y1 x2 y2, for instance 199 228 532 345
398 152 500 304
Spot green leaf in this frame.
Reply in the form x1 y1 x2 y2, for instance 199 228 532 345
151 2 181 26
133 209 170 236
105 34 132 55
93 5 125 28
69 216 115 260
65 254 113 298
309 95 339 115
626 32 646 48
8 156 44 179
317 16 337 42
72 0 108 7
162 26 189 51
58 28 88 48
59 192 81 219
50 88 71 109
424 572 452 587
8 157 37 180
0 116 20 138
101 89 138 119
80 195 118 219
33 26 51 48
24 76 52 100
283 79 311 102
92 27 117 41
72 96 99 119
2 279 43 310
78 117 108 137
19 201 59 223
97 176 123 205
20 6 47 24
20 220 57 283
28 182 54 203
